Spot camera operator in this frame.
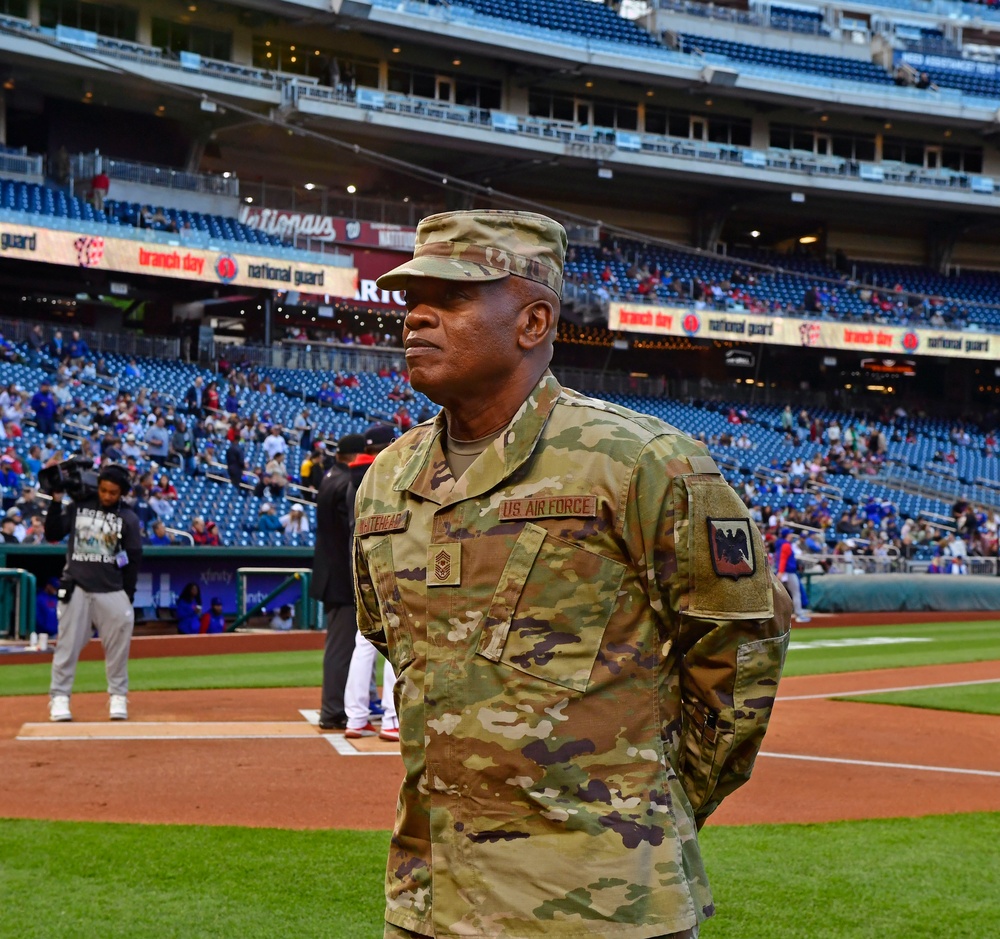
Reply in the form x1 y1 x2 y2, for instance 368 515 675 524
44 463 143 723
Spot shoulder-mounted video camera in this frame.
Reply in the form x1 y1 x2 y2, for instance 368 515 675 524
38 457 100 499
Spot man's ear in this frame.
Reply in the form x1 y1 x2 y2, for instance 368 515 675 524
518 300 556 351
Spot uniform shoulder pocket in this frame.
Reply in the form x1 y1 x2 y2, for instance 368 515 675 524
676 475 773 621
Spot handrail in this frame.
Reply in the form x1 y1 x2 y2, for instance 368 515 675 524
0 314 181 360
297 82 1000 202
71 152 239 198
164 526 195 545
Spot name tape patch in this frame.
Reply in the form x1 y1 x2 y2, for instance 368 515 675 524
499 495 598 521
355 510 411 537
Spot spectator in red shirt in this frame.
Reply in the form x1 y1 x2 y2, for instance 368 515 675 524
191 516 221 546
91 171 110 211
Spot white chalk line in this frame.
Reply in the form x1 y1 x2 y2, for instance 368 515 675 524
780 677 1000 701
760 751 1000 778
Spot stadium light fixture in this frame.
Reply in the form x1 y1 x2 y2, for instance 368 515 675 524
799 235 818 244
452 58 462 66
222 172 231 178
750 230 760 238
346 185 357 194
245 197 253 203
304 183 316 190
790 192 805 203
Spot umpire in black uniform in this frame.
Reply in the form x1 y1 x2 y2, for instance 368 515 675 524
312 432 367 729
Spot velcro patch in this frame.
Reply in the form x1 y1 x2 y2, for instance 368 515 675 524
355 511 411 537
427 543 461 587
687 455 720 475
707 518 756 580
499 495 597 521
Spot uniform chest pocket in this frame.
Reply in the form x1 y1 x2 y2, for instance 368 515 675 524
476 522 626 693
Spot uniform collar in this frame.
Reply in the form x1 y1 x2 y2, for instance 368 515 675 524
393 370 562 506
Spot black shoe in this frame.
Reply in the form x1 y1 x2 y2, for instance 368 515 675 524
318 715 347 730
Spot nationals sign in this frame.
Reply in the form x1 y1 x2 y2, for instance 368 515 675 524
238 207 416 251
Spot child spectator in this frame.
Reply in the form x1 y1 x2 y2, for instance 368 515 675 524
200 597 226 634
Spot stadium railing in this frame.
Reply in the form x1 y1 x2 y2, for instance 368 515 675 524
70 153 239 198
292 82 1000 204
0 147 44 179
0 316 182 360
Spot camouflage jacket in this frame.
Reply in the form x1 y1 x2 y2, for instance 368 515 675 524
353 372 791 939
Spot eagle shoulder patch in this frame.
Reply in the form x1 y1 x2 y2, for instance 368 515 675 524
707 517 756 580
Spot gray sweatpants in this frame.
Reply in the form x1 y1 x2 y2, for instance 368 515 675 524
50 588 135 698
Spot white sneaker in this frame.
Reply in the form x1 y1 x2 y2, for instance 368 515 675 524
49 695 72 722
109 694 128 721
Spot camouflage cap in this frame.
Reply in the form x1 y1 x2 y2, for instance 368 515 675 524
375 209 566 294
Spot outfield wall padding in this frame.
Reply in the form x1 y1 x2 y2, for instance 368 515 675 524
808 574 1000 613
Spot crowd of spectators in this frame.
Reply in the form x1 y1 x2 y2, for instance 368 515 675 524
566 241 987 331
2 323 997 591
709 403 999 574
0 325 425 549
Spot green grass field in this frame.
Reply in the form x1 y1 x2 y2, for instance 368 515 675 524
1 813 997 939
0 620 996 697
782 620 1000 677
843 679 1000 715
0 650 324 697
2 622 998 936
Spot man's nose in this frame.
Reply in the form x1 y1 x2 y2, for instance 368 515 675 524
403 302 437 331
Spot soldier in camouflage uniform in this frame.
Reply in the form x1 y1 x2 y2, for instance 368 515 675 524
353 210 792 939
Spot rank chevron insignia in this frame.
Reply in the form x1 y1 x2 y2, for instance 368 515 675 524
435 549 452 581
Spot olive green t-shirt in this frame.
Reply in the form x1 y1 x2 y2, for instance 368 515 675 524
445 428 504 479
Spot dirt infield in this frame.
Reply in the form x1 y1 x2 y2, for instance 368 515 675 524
1 660 998 830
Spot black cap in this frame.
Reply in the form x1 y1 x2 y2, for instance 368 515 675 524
364 423 396 447
210 597 222 605
337 433 366 457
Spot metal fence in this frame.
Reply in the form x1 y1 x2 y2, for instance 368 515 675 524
0 317 180 360
218 341 404 376
0 148 44 178
71 153 239 197
294 80 1000 206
